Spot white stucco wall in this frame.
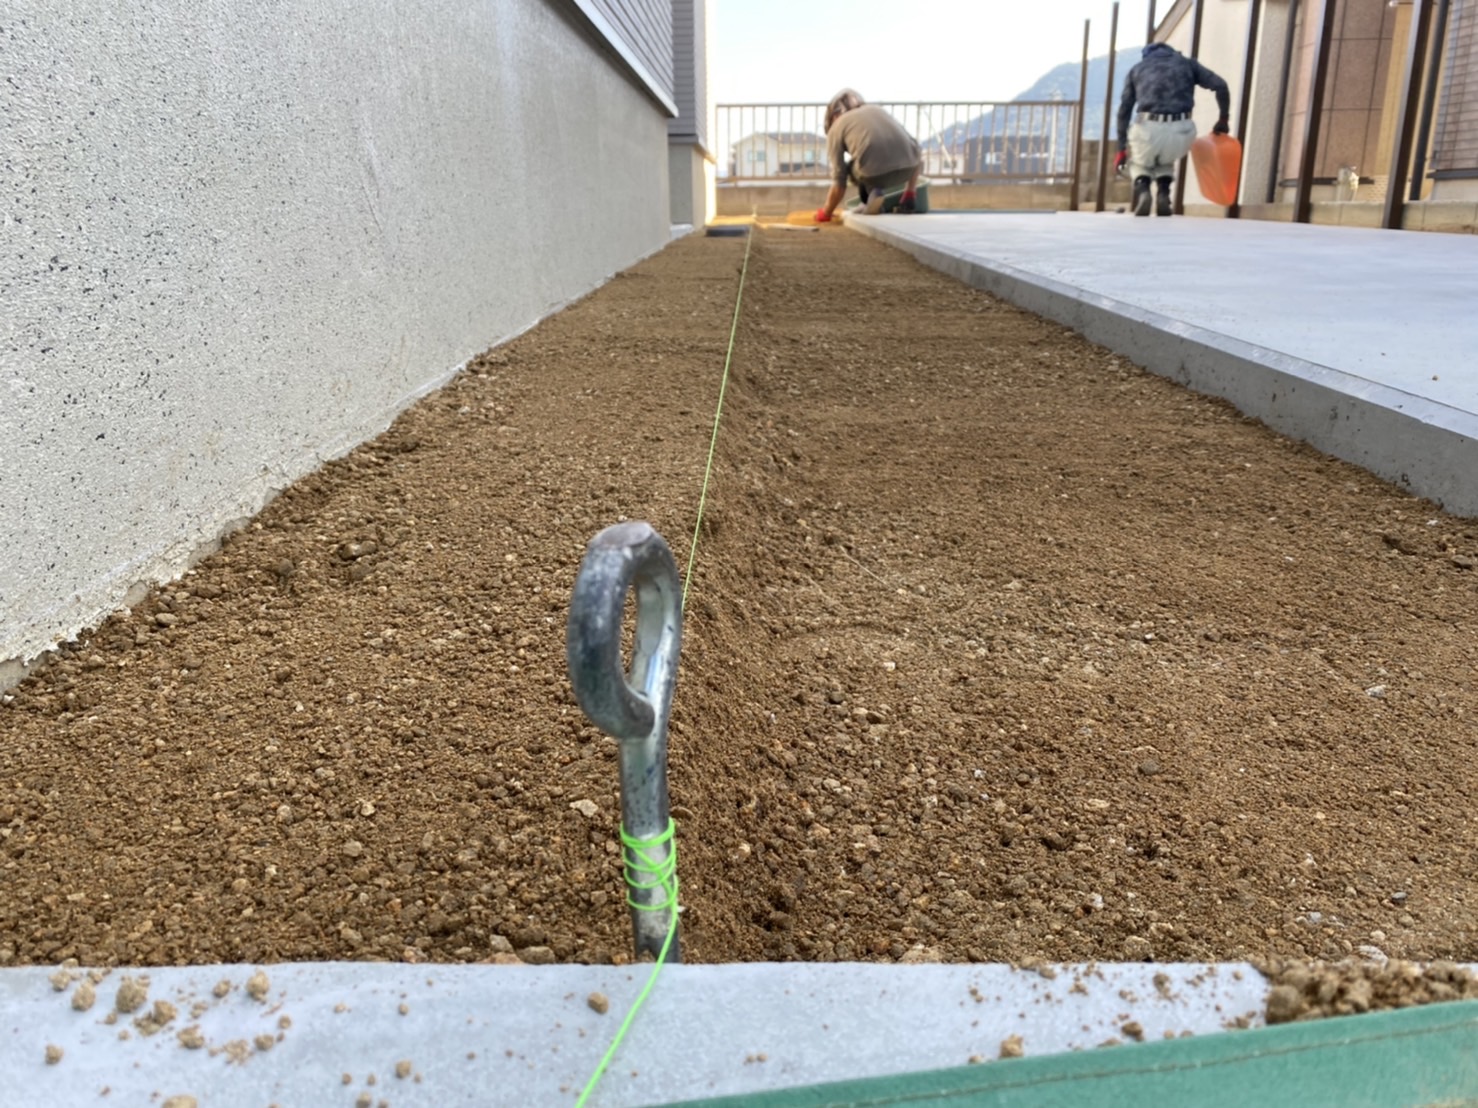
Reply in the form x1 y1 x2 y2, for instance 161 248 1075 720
0 0 673 677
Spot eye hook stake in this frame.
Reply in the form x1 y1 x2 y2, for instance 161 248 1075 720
566 521 683 962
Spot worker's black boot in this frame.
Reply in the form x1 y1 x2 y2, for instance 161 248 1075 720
1156 177 1174 216
1132 176 1152 217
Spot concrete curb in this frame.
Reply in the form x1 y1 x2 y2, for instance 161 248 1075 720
3 961 1270 1106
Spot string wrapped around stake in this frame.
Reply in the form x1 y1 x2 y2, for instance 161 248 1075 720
623 819 679 912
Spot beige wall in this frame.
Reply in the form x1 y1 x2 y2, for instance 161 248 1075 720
1280 0 1401 184
1162 1 1254 205
670 144 717 226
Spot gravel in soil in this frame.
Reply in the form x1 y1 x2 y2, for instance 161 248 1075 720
3 225 1477 979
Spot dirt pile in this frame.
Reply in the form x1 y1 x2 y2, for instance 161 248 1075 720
1258 955 1477 1022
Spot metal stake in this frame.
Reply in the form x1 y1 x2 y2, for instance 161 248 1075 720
1094 2 1121 213
566 521 683 962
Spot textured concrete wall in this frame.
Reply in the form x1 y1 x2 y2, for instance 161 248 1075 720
0 0 672 676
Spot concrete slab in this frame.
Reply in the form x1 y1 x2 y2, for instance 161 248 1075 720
3 961 1269 1106
844 211 1478 518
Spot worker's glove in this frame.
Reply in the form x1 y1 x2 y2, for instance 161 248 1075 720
1212 117 1230 135
1113 148 1127 175
815 208 831 223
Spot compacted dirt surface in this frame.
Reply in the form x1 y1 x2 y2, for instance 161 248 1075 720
4 223 1477 980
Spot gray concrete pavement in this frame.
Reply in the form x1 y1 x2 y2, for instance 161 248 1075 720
845 210 1478 518
2 961 1271 1106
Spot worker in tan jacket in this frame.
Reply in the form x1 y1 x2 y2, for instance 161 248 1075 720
816 89 922 222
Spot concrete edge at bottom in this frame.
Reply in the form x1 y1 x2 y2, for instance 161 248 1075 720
5 961 1475 1106
0 961 1269 1107
845 218 1478 519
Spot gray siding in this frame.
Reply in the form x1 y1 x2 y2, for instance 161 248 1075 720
1433 0 1478 174
669 0 710 152
574 0 675 111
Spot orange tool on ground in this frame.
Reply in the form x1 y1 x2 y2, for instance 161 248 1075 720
787 209 826 225
1190 133 1243 206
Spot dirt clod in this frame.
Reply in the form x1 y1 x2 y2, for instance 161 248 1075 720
115 977 148 1014
246 971 270 1002
136 998 178 1035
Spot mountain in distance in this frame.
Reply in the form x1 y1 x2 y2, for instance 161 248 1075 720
932 45 1144 147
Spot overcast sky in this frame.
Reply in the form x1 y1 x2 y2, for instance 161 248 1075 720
711 0 1157 104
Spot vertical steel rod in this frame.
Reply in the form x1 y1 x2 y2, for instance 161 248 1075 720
1293 0 1339 224
1071 18 1092 210
1409 0 1451 201
566 521 684 962
1147 0 1158 42
1384 0 1435 229
1173 0 1206 214
1228 0 1264 218
1095 2 1121 213
1266 0 1302 203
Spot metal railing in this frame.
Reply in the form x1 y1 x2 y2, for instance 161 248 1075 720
716 101 1082 186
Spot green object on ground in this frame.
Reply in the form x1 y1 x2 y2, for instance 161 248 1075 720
666 1000 1478 1108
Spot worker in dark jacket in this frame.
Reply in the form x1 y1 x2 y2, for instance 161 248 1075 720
1114 43 1231 217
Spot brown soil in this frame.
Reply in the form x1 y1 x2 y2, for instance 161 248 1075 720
1257 956 1478 1023
3 225 1477 974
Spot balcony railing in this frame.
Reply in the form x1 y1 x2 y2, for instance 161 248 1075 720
717 101 1082 186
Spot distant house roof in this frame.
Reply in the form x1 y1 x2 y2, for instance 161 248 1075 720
733 131 826 145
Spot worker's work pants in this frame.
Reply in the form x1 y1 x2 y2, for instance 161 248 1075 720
1128 118 1197 180
852 163 919 210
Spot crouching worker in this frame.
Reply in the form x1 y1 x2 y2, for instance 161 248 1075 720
816 89 922 222
1114 43 1230 217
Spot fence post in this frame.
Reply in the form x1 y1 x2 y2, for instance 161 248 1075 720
1094 3 1121 213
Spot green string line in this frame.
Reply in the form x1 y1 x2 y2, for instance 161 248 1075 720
682 222 754 611
578 226 752 1106
575 821 679 1108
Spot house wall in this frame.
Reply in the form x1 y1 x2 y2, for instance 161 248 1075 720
669 145 716 226
1161 0 1255 205
1278 0 1401 185
670 0 710 153
669 0 714 226
1244 0 1301 206
578 0 675 109
0 0 675 680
